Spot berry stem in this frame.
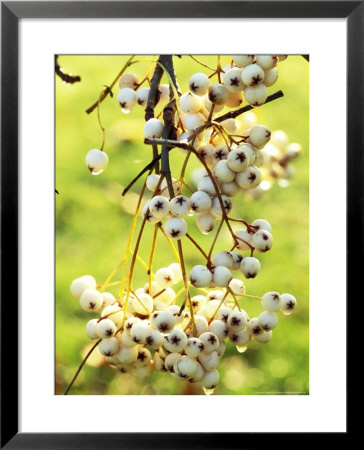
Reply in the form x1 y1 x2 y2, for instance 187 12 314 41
101 176 149 291
177 240 196 336
207 219 224 266
158 224 181 263
189 55 216 72
121 175 165 319
185 233 209 261
148 225 159 295
86 55 135 114
209 289 229 323
227 287 242 312
64 339 101 395
240 293 262 300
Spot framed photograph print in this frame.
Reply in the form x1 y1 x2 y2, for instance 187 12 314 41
1 0 357 447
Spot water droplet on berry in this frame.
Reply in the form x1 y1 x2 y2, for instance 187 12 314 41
236 345 248 353
203 387 215 395
121 108 131 114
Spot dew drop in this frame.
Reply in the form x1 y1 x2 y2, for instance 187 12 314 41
203 386 215 395
121 108 131 114
236 345 247 353
91 169 104 176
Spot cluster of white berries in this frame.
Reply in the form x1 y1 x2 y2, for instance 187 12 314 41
70 266 296 394
84 55 289 177
248 129 302 198
75 55 302 394
190 219 273 289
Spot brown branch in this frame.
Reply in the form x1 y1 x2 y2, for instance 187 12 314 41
55 56 81 84
159 55 179 198
145 56 164 121
214 90 284 123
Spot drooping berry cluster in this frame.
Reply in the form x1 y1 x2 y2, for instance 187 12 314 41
70 269 296 393
68 55 301 395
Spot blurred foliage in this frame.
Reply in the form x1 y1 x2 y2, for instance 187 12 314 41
56 55 309 395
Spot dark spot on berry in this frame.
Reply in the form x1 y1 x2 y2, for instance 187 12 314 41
159 322 169 332
209 92 217 103
176 196 186 205
208 334 217 345
199 150 207 160
272 293 280 301
171 335 181 345
198 343 205 351
248 172 257 182
251 75 262 85
190 82 198 92
154 200 164 211
230 77 240 86
286 300 295 310
137 351 147 362
89 302 96 309
146 336 153 346
106 329 113 337
236 152 246 163
214 149 225 161
170 229 180 238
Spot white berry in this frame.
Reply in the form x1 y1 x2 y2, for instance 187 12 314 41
244 84 268 106
180 92 203 113
143 118 164 138
189 73 210 96
240 256 261 278
85 319 98 339
117 88 137 110
149 195 170 218
258 311 278 331
212 266 233 287
79 288 103 312
280 293 297 315
261 291 281 312
70 275 96 299
208 83 228 105
189 265 212 288
164 217 187 240
252 230 273 252
85 149 109 175
249 125 271 149
241 64 265 86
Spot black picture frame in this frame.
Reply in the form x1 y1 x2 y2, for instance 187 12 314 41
1 1 356 447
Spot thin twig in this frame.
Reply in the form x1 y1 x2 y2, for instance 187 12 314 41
55 56 81 84
64 339 101 395
86 55 135 114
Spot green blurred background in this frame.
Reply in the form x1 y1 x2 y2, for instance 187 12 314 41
56 55 309 395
